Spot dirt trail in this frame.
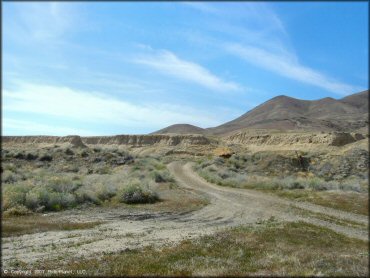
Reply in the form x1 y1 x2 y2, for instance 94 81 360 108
2 162 368 268
169 162 368 239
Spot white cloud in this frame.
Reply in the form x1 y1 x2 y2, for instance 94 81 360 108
184 2 290 51
134 50 241 92
5 2 79 42
3 119 95 136
225 43 361 95
184 2 362 95
3 82 224 135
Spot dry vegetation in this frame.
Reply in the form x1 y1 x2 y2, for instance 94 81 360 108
2 214 103 237
1 145 175 215
1 142 368 276
33 221 368 276
194 150 368 215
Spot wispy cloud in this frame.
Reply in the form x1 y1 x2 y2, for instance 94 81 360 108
3 82 225 135
185 2 290 50
134 49 241 92
5 2 80 43
225 43 361 95
184 2 361 95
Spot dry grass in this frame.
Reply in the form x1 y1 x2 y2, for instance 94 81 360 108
2 214 103 237
35 221 368 276
195 157 368 215
275 190 368 215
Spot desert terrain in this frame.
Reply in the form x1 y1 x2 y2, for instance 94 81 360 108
2 91 369 276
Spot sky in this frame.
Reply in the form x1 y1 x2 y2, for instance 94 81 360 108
3 2 368 135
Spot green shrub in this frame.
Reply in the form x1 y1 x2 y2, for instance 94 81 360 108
151 170 174 183
25 153 38 160
2 170 18 183
51 193 73 210
207 165 218 172
153 162 166 171
119 183 159 204
31 187 51 208
75 189 101 205
65 148 74 155
95 184 117 201
3 163 17 172
39 154 52 162
25 191 41 211
80 150 89 157
48 176 81 193
2 184 30 211
95 165 112 175
287 180 305 190
14 152 25 159
305 177 329 191
338 181 362 192
3 205 31 216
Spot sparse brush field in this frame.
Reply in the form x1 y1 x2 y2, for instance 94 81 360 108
1 144 208 239
194 150 368 215
1 145 176 215
34 221 368 276
1 143 368 276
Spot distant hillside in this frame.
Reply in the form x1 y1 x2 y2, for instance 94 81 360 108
207 90 369 135
151 90 368 136
151 124 205 135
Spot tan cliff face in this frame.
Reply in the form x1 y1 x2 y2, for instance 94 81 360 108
2 134 211 147
2 136 84 145
2 132 366 155
82 134 211 146
225 132 365 147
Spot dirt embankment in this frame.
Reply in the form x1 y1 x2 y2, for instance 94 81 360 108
226 132 365 147
82 134 210 146
1 135 86 147
2 132 366 151
2 134 211 147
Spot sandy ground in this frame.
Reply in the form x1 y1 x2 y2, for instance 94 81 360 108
2 162 368 268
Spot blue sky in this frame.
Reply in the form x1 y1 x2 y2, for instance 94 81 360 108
3 2 368 135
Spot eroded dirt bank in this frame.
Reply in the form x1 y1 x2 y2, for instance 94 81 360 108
225 131 365 146
2 134 211 147
2 162 367 268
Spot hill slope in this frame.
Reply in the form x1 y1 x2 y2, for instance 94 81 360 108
207 90 368 135
151 124 205 135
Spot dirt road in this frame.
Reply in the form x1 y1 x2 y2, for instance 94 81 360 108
2 162 368 268
168 162 368 239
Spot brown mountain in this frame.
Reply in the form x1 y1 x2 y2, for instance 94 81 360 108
151 124 205 135
152 90 368 136
207 90 368 135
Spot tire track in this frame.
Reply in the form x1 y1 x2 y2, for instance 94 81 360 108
168 161 368 241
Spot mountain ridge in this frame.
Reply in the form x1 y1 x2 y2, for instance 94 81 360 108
152 90 369 136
